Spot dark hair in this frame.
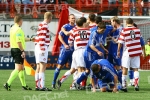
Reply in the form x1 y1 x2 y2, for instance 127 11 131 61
95 16 102 24
133 23 137 27
89 13 96 22
98 22 106 29
126 18 133 24
76 18 84 27
91 64 99 73
80 17 87 23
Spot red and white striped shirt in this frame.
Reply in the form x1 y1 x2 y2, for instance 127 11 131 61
68 28 90 50
35 21 50 50
118 26 142 57
89 23 96 29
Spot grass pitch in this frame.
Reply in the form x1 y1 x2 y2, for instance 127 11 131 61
0 70 150 100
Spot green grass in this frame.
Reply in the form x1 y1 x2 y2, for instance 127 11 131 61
0 70 150 100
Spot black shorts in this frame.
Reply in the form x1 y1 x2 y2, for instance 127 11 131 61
11 48 24 64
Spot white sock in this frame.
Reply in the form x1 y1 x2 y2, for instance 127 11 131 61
122 75 127 88
73 71 78 80
39 72 45 88
60 70 71 83
35 73 40 88
130 79 133 84
134 71 139 86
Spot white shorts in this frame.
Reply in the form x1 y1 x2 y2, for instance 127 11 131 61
122 52 140 69
71 48 86 69
35 44 48 63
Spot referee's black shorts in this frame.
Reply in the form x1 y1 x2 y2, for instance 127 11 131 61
11 48 24 64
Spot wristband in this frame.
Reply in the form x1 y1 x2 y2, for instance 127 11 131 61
21 50 24 52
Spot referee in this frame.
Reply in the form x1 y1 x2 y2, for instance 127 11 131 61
4 15 33 91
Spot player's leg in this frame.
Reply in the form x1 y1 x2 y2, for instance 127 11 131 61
75 51 94 86
98 80 107 92
38 46 51 91
113 56 122 84
128 67 134 86
34 45 40 90
121 53 130 92
131 56 140 91
58 68 76 88
52 49 70 88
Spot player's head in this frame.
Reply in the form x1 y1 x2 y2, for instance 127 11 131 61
126 18 133 26
69 14 75 24
110 16 120 27
97 22 106 34
95 16 102 24
76 18 84 27
14 15 23 26
91 64 101 74
88 13 96 23
80 17 89 28
44 12 53 23
147 38 150 45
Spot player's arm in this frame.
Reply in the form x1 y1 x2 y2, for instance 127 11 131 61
16 31 25 58
117 31 125 57
89 33 103 56
61 26 70 36
25 38 35 42
58 31 69 49
91 77 96 92
140 37 146 58
100 43 108 54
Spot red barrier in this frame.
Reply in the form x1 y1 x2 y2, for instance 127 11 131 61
140 56 150 70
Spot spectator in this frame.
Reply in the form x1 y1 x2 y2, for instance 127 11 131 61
0 0 9 13
141 0 149 16
66 0 75 4
145 38 150 56
130 0 136 16
14 0 21 14
22 0 33 14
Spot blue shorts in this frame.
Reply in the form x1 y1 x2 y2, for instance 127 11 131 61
57 48 73 65
84 51 104 69
98 76 114 88
108 54 121 66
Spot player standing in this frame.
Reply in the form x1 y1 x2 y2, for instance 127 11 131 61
34 12 53 91
117 18 144 92
51 14 75 89
108 16 123 84
4 15 33 91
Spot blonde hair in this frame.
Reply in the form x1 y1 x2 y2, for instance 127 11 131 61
111 16 120 24
44 12 53 20
14 15 22 23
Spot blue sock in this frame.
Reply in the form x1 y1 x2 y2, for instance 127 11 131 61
77 72 88 84
52 68 60 84
128 70 134 80
117 69 122 84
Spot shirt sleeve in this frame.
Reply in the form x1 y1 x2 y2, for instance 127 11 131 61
140 37 145 46
62 24 68 30
16 29 22 43
89 31 96 46
118 30 125 44
68 31 74 44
